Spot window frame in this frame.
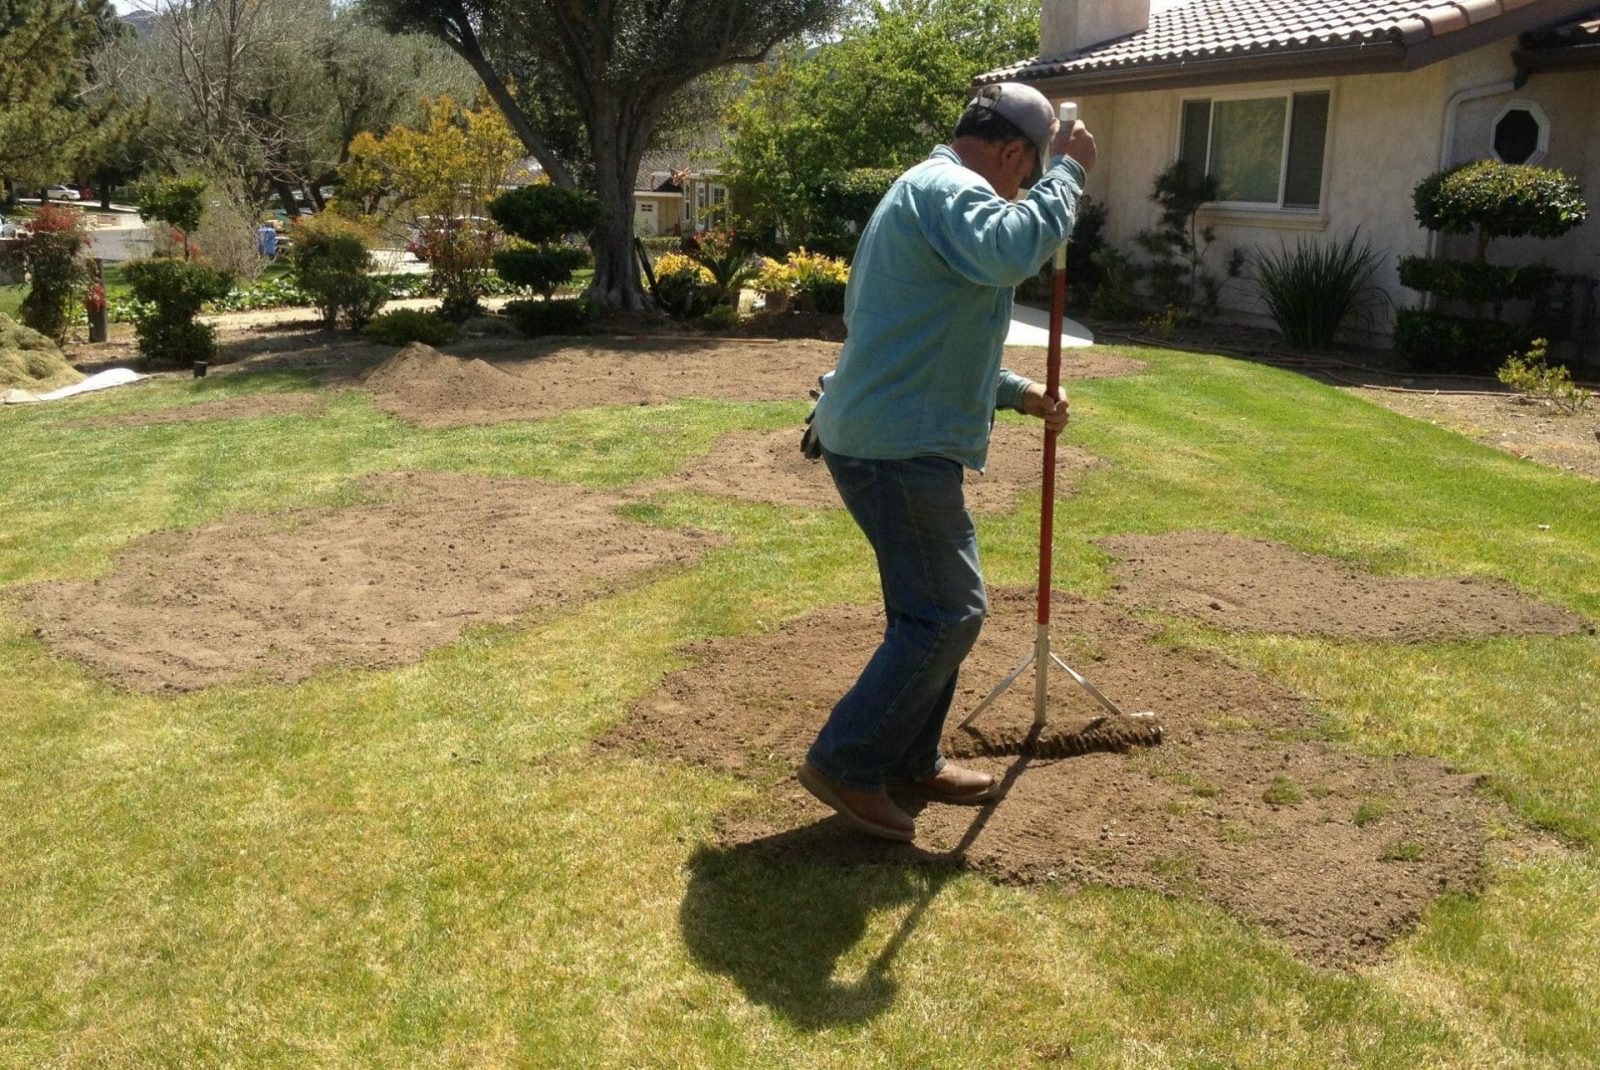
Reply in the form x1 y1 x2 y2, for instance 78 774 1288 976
1490 100 1549 166
1175 83 1335 214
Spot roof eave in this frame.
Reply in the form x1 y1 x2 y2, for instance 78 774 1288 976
1008 42 1409 96
989 0 1600 95
1514 40 1600 69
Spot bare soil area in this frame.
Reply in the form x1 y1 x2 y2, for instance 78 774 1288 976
650 422 1101 513
360 341 1149 430
18 471 720 693
603 590 1491 967
1101 531 1589 641
1348 387 1600 480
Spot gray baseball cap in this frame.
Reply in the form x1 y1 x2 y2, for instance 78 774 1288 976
966 82 1056 182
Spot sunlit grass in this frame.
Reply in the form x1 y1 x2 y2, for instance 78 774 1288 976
2 342 1599 1066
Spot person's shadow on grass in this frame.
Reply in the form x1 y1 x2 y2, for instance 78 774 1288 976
679 820 955 1030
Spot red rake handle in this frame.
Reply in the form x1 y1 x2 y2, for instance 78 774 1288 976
1036 246 1066 628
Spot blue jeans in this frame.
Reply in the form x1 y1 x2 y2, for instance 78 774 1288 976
807 449 988 790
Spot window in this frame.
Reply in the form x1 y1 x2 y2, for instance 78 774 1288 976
1178 90 1330 209
1492 102 1548 165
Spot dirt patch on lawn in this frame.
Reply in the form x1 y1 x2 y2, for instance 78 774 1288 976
602 589 1492 967
362 341 1149 429
19 470 719 694
1101 531 1589 641
69 392 327 429
363 339 840 427
652 422 1102 512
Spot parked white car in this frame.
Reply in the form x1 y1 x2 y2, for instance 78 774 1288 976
43 185 82 201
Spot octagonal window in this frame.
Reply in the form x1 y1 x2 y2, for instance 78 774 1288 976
1492 102 1548 165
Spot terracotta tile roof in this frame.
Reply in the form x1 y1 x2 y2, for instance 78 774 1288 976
980 0 1591 84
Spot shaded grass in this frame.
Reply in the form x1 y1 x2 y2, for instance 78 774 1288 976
2 342 1599 1065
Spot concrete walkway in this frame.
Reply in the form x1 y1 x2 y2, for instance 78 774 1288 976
1005 302 1094 347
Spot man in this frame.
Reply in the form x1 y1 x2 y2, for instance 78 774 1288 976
798 82 1097 841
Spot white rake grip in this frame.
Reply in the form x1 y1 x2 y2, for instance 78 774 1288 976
1059 102 1078 125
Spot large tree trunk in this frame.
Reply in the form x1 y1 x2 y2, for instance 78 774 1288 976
586 107 648 310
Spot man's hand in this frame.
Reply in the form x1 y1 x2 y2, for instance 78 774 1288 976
1020 382 1069 433
1050 120 1096 173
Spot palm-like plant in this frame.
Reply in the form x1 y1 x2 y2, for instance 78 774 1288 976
1253 232 1384 348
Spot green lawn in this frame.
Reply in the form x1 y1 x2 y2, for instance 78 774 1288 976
1 344 1597 1067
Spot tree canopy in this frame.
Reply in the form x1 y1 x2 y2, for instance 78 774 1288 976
364 0 848 308
720 0 1038 242
0 0 133 187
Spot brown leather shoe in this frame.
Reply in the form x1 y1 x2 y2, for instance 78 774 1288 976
895 763 1000 804
796 762 916 842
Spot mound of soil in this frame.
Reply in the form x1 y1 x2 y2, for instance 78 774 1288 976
603 589 1492 967
70 393 327 429
653 422 1101 512
20 471 720 694
362 340 1149 429
1101 531 1589 641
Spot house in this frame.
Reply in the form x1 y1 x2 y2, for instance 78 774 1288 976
633 152 731 237
980 0 1600 347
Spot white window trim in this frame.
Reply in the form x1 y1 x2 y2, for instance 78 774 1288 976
1491 100 1549 166
1175 83 1336 215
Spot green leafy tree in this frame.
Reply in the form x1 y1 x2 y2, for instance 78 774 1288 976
137 175 208 260
721 0 1038 243
0 0 134 192
364 0 847 309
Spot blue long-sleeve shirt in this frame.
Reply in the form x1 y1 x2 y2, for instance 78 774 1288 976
811 146 1085 471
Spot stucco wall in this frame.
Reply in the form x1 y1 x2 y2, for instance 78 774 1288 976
1057 39 1598 343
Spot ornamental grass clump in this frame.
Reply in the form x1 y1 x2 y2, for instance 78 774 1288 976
1253 231 1383 349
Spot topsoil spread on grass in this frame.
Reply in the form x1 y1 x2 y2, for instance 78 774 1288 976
602 589 1493 968
1101 531 1590 641
652 422 1101 512
18 470 720 694
361 341 1148 429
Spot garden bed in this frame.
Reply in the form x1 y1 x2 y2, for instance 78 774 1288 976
604 589 1494 968
19 470 721 693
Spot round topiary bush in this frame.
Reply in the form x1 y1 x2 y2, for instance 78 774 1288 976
1412 161 1588 252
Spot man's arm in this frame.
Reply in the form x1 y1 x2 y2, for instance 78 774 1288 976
927 159 1085 289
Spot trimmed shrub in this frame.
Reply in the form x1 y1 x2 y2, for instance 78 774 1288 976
1413 161 1588 244
1392 309 1535 375
14 204 90 342
123 259 233 367
502 297 595 337
1395 258 1556 306
488 185 604 245
494 245 589 299
362 308 460 346
1252 231 1383 348
1398 162 1588 372
291 215 386 329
